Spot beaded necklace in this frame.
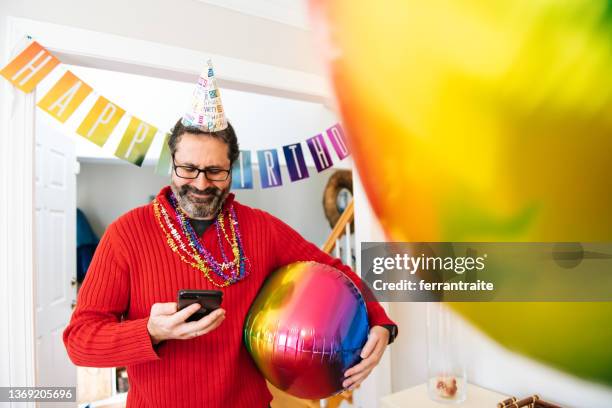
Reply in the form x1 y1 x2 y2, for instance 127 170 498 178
153 191 249 287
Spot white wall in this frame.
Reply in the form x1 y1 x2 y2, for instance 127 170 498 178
0 0 322 74
351 171 393 408
76 161 335 247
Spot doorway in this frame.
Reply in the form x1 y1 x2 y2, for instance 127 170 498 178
31 59 338 407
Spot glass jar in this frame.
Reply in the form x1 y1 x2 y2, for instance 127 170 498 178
426 302 467 403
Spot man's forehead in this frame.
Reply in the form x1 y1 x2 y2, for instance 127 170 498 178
174 134 230 165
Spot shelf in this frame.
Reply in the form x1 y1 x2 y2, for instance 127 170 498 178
381 383 508 408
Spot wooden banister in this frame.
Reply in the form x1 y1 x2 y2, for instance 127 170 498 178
322 199 354 254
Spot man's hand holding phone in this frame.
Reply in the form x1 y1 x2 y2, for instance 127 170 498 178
147 302 225 345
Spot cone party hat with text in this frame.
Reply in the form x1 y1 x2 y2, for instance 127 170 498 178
181 59 227 132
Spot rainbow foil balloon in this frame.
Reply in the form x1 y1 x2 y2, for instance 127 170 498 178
311 0 612 386
244 261 369 399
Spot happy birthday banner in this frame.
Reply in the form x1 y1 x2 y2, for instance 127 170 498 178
0 39 350 189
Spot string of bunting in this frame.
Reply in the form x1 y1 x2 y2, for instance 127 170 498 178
0 38 350 189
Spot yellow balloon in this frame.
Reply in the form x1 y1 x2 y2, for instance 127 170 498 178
312 0 612 385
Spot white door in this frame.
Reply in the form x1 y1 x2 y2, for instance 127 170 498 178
34 111 77 406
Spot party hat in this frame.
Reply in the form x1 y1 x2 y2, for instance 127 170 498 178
181 59 228 132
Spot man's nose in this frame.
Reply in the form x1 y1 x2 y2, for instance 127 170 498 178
192 171 213 190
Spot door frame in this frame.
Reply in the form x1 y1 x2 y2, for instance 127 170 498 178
0 15 331 394
0 17 38 400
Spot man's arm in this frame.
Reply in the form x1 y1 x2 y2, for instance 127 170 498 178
63 222 160 367
268 214 398 339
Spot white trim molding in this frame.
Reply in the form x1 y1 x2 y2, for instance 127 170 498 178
353 170 393 407
9 17 331 104
0 16 37 407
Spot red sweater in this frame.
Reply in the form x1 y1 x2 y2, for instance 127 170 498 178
63 186 396 408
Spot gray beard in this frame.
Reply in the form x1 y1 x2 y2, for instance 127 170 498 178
170 183 228 219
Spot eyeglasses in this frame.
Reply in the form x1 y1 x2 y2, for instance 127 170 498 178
172 156 231 181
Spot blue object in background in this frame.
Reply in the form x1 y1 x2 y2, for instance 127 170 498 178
77 208 99 283
231 150 254 189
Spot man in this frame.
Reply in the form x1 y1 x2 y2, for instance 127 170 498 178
63 62 397 407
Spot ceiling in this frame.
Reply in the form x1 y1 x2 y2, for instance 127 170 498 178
193 0 310 29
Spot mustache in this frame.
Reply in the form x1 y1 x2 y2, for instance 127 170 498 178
179 185 223 197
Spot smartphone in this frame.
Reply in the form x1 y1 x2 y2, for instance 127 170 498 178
177 289 223 322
